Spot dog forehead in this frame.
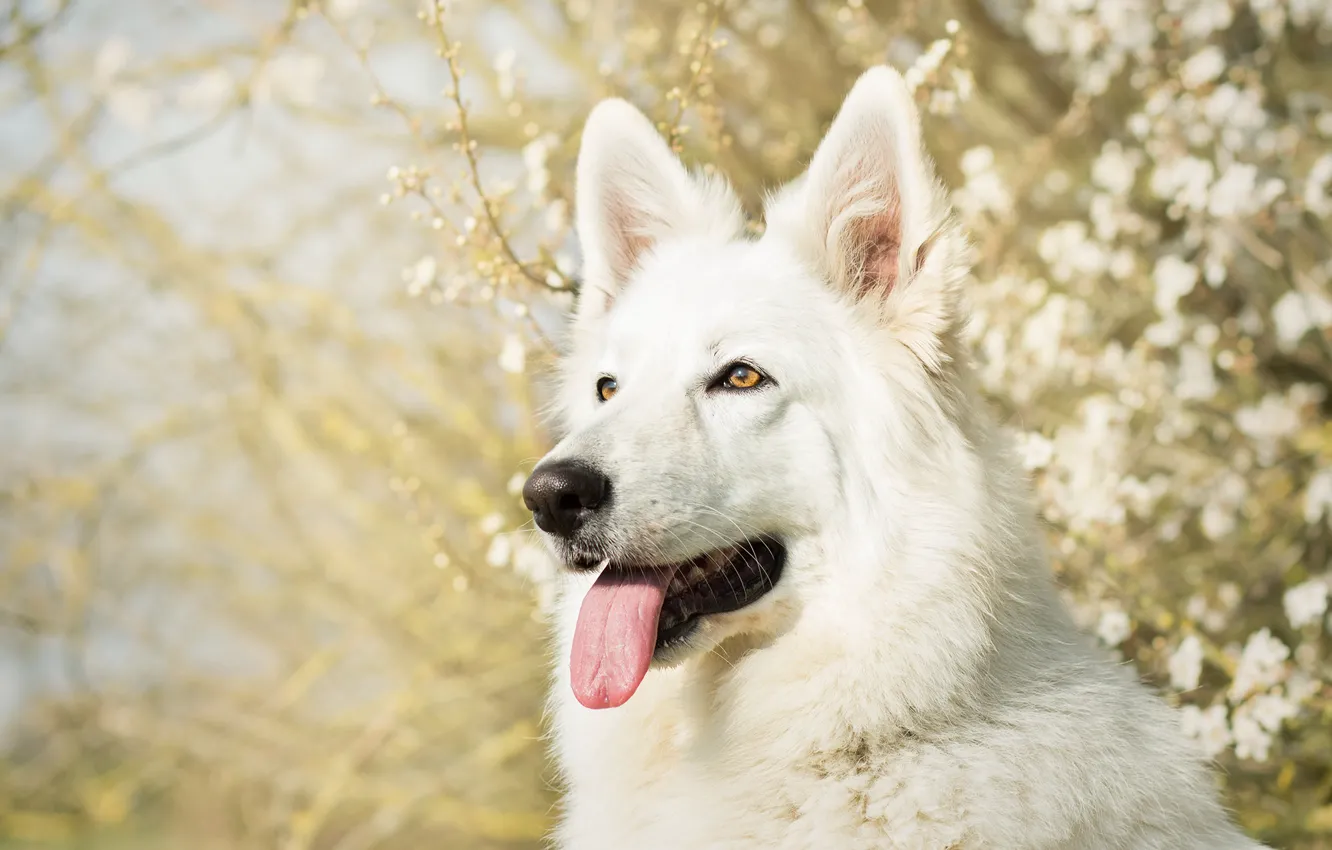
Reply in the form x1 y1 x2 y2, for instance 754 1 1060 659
611 239 807 333
588 237 840 381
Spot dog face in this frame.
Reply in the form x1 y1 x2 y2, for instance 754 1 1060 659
525 67 970 709
537 236 840 569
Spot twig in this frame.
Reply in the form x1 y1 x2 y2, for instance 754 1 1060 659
427 2 575 293
661 0 728 154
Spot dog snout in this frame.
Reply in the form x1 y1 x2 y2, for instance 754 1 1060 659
522 460 610 538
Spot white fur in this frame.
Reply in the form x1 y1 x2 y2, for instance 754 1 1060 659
535 67 1266 849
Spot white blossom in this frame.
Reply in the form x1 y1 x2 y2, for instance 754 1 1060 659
1096 607 1132 647
178 68 234 112
1175 343 1217 401
1200 472 1247 540
494 49 518 100
522 134 559 195
1013 431 1055 470
511 534 558 611
1039 222 1109 283
1151 156 1215 213
1179 704 1232 758
1231 706 1274 761
498 334 526 375
406 255 437 296
1305 468 1332 525
325 0 362 19
1021 295 1073 371
1229 628 1291 702
1206 162 1260 218
92 37 133 92
1235 393 1303 465
252 53 325 106
506 473 526 496
1176 0 1234 38
544 198 569 233
1284 578 1329 629
1117 474 1168 518
1180 46 1226 89
106 85 159 131
1152 256 1199 315
1047 396 1133 529
1091 141 1140 197
1272 290 1332 351
1305 153 1332 216
955 146 1013 216
1170 634 1205 691
478 512 504 536
485 533 513 568
1249 689 1299 733
1144 311 1186 348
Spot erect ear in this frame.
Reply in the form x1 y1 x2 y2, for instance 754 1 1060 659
574 98 743 329
769 67 963 370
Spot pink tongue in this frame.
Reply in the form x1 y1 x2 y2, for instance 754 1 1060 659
570 566 677 709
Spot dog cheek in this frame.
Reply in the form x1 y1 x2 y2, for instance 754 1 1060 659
766 421 841 518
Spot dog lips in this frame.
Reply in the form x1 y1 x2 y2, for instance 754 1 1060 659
570 565 678 709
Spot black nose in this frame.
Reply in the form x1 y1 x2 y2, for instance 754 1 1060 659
522 460 610 538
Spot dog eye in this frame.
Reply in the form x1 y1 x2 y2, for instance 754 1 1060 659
720 363 765 390
596 376 618 402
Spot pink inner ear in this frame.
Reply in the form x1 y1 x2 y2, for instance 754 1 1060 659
604 192 654 286
852 194 902 299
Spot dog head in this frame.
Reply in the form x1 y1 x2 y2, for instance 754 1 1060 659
526 67 981 709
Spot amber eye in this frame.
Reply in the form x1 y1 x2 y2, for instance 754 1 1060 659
596 376 618 402
721 363 764 390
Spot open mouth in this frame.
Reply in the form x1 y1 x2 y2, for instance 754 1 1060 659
568 537 786 710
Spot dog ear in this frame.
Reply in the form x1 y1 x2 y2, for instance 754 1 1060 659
574 99 743 329
775 67 962 370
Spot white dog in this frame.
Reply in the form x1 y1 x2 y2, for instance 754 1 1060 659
522 66 1267 849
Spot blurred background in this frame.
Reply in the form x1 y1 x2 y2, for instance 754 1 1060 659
1 0 1330 847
